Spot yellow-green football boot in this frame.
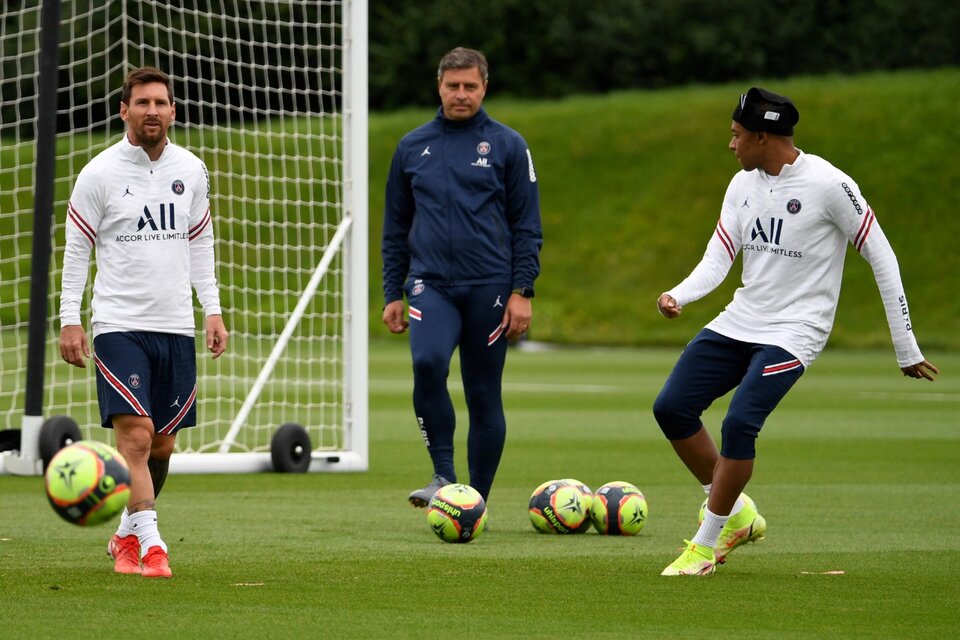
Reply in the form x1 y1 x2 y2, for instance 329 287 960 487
661 540 716 576
700 493 767 564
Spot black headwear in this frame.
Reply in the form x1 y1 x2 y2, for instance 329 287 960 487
732 87 799 136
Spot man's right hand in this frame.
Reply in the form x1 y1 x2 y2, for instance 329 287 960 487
60 324 91 368
382 300 409 334
657 293 682 319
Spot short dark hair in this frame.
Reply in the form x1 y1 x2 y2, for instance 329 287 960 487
437 47 488 81
121 67 174 105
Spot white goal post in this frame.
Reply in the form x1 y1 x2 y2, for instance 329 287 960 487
0 0 368 474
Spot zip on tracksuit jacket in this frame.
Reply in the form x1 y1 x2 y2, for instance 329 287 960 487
381 106 543 305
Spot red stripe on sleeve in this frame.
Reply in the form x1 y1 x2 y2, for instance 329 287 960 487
854 207 875 252
67 202 96 245
189 208 211 241
715 219 736 262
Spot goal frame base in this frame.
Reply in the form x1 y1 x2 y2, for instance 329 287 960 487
170 451 368 474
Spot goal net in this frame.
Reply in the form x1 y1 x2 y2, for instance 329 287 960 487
0 0 368 473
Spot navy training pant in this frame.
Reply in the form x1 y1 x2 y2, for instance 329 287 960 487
405 280 512 501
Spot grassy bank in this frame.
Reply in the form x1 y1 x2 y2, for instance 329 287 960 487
2 69 957 349
368 68 960 349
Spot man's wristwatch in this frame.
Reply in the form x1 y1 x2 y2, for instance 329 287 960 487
512 287 535 299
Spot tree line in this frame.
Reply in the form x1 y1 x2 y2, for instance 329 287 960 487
2 0 957 133
369 0 959 109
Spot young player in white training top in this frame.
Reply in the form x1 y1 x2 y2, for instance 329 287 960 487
654 87 938 576
59 67 228 579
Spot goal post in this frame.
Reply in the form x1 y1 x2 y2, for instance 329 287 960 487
0 0 368 475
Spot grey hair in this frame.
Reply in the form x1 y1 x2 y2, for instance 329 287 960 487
437 47 489 81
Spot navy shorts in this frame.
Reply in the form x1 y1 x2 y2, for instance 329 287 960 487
652 328 805 459
93 331 198 434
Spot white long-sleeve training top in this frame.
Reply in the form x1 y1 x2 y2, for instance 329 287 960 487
60 135 221 338
666 151 923 368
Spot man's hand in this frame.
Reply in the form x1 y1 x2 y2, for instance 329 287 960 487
206 314 229 359
382 300 409 334
901 360 938 381
59 325 90 368
657 293 682 319
503 294 532 341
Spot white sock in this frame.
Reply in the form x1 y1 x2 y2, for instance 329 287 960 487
129 509 168 557
701 484 746 516
730 495 747 517
114 507 135 537
691 507 729 548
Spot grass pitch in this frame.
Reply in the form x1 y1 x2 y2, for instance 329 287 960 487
1 340 957 639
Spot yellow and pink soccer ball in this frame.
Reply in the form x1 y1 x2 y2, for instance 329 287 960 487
528 478 593 534
426 483 488 543
590 481 648 536
44 441 131 526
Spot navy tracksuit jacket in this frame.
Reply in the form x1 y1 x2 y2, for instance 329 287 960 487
381 106 542 301
381 106 542 500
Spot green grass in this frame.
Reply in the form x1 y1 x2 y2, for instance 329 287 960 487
1 340 957 639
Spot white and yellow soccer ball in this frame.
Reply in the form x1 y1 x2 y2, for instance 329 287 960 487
45 441 131 526
426 483 488 543
590 481 648 536
528 478 592 534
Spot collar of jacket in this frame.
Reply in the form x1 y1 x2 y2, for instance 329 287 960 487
435 106 489 129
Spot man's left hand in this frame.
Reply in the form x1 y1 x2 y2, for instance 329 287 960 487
206 314 229 359
503 294 532 341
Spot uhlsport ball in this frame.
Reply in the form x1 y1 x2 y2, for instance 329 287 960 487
590 481 648 535
528 479 592 534
45 441 131 526
426 483 488 543
560 478 594 515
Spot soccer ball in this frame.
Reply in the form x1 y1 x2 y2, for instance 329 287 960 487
45 440 131 526
528 479 592 534
426 483 488 543
560 477 593 514
590 481 648 535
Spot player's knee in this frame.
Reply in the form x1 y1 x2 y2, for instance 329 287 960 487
151 434 176 460
411 352 449 384
113 415 154 461
463 382 501 413
719 415 760 459
653 389 699 440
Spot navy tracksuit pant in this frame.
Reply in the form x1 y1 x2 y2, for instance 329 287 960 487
405 280 512 501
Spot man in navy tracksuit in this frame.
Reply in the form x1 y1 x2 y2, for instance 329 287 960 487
381 47 542 507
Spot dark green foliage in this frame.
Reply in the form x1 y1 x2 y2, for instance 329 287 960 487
368 0 960 110
4 1 958 121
